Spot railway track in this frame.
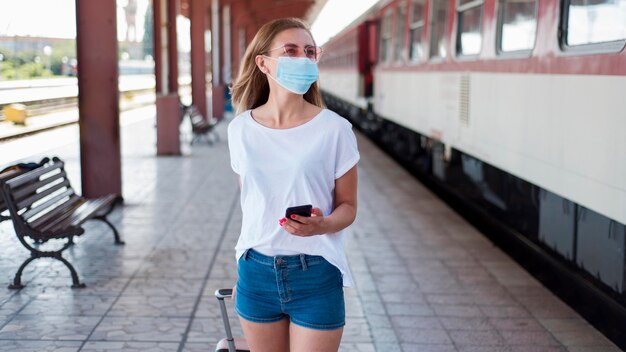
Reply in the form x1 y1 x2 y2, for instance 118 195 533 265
0 89 166 142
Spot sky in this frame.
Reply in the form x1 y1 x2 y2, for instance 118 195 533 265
0 0 378 45
311 0 379 45
0 0 150 41
0 1 77 39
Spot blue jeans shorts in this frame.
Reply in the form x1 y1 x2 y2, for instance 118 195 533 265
235 248 345 331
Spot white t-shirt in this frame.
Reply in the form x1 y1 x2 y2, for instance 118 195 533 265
227 108 360 287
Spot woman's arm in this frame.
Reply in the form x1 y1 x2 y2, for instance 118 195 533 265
321 165 358 233
281 165 358 236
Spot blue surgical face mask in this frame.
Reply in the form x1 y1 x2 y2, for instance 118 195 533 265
263 56 319 94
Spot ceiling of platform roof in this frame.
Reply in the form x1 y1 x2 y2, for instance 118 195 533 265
179 0 327 25
233 0 327 25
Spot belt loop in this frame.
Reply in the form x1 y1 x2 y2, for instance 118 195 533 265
300 254 308 271
243 248 251 261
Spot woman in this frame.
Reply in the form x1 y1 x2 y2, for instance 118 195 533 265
227 17 360 352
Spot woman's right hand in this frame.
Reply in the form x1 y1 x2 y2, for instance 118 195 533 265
231 285 236 302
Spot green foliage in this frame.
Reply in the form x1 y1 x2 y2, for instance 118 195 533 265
11 50 38 66
142 4 153 58
0 61 16 80
51 40 76 58
18 62 53 78
0 40 75 80
50 41 76 76
0 61 52 80
50 58 64 76
119 41 128 59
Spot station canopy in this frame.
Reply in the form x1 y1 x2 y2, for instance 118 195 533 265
179 0 327 25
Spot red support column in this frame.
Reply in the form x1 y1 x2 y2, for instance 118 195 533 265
75 0 122 199
167 0 179 94
153 0 163 94
156 94 182 153
155 0 181 155
211 0 225 119
191 0 208 120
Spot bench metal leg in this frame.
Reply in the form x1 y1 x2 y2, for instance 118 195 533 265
55 255 86 288
94 216 125 245
8 252 87 289
8 256 38 289
190 129 218 146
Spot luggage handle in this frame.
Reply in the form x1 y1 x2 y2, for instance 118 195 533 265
216 288 233 299
215 288 237 352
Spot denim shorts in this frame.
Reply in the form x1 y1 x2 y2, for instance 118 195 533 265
235 248 345 330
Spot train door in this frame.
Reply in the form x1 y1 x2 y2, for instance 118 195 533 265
357 20 378 99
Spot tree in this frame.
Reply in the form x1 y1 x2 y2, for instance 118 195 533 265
142 4 153 59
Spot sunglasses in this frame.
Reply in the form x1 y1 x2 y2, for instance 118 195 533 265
266 43 323 62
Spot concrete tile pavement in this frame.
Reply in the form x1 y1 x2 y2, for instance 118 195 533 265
0 108 620 351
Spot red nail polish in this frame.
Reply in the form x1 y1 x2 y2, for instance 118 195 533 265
290 215 295 219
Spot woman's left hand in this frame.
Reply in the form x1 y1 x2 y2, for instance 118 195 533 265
279 207 326 237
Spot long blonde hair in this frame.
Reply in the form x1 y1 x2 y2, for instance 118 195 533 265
231 18 325 115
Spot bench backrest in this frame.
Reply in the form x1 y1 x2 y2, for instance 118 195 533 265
2 158 82 235
0 169 24 221
187 105 218 126
0 159 48 222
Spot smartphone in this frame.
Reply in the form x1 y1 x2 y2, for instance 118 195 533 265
285 204 313 224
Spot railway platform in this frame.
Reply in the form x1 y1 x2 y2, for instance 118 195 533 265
0 109 620 352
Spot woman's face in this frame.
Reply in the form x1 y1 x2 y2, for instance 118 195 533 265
257 28 317 78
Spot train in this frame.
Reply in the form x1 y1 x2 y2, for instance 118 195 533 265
317 0 626 346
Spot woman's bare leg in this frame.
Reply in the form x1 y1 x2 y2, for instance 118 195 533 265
239 316 290 352
289 323 343 352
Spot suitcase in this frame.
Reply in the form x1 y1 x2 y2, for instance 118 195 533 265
214 288 250 352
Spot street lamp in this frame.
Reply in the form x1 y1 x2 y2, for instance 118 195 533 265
43 45 52 72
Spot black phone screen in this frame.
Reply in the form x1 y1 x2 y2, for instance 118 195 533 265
285 204 312 223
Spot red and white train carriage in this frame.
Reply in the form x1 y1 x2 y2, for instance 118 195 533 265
318 0 626 346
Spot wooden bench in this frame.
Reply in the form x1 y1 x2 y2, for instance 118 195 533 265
182 104 220 145
0 174 15 223
0 157 124 289
0 158 49 223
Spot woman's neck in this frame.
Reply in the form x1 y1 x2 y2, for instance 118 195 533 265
261 89 308 127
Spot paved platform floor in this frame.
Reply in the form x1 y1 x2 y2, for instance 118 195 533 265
0 107 621 351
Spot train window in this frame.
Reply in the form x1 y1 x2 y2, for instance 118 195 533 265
409 0 426 62
380 9 393 63
563 0 626 47
430 0 450 59
497 0 537 53
456 0 483 56
395 3 408 62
